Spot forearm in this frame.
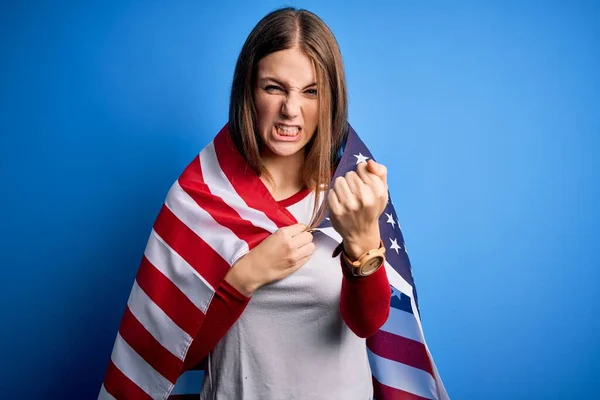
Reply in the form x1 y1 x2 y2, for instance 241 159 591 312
339 259 391 338
223 251 262 297
183 279 250 370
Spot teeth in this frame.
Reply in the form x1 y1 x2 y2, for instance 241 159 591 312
276 125 299 135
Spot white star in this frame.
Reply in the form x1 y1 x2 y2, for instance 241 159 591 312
353 152 369 165
384 213 396 228
389 238 401 254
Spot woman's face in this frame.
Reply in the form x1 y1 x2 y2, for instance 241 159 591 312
253 46 319 160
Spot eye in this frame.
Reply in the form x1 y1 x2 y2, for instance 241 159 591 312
305 88 318 97
265 85 284 93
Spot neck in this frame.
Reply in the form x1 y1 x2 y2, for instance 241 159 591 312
259 149 306 196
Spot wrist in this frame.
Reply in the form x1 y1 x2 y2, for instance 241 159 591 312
225 254 260 297
343 226 381 261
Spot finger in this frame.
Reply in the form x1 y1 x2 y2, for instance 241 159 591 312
297 241 316 259
292 230 314 247
349 177 376 208
367 160 387 187
345 171 366 196
357 164 384 202
363 167 387 199
356 162 374 185
288 251 313 274
284 242 316 275
287 223 309 237
327 187 342 214
348 171 375 205
333 176 356 204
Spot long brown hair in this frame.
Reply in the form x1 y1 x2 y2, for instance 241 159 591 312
229 7 348 229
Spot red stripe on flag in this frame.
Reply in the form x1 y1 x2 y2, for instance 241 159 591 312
178 154 271 251
136 256 204 336
187 356 207 371
103 360 153 400
372 376 432 400
213 125 297 227
367 330 434 376
154 204 229 290
119 306 183 384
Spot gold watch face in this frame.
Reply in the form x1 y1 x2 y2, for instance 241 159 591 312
359 256 384 275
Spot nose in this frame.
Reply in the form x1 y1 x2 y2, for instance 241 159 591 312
281 92 300 119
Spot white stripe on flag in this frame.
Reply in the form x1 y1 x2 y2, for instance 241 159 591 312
171 370 205 395
383 261 415 299
201 143 280 233
127 281 192 360
367 349 438 400
165 180 249 266
380 307 425 344
111 332 173 398
407 292 450 400
97 384 116 400
145 229 214 313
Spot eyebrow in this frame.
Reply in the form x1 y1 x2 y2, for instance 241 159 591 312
259 77 317 90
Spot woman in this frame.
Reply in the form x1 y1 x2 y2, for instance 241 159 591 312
100 7 447 400
195 8 391 399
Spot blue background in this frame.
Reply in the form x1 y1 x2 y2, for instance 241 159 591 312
1 1 599 399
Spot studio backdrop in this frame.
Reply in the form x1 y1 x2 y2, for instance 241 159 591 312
1 1 598 399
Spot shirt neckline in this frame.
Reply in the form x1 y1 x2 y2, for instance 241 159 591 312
276 186 312 207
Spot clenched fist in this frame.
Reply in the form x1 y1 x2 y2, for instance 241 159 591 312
225 223 315 296
328 159 388 260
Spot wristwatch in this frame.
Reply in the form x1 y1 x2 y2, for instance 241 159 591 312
332 239 386 277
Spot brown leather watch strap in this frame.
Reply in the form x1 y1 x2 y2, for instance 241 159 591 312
331 239 385 263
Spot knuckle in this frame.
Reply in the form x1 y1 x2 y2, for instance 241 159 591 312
346 171 358 180
347 201 359 212
285 254 295 267
372 183 384 196
277 227 288 237
355 194 366 206
283 236 294 250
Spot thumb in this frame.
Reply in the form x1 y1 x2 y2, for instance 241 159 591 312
368 160 387 185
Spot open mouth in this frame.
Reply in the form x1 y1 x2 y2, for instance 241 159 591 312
276 125 300 136
273 125 301 141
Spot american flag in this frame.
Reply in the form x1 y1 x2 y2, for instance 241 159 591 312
99 124 449 400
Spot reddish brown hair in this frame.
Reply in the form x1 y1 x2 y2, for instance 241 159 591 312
228 7 348 228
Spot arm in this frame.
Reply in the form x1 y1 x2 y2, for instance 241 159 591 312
184 222 318 369
327 159 391 337
339 257 391 338
183 278 250 371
